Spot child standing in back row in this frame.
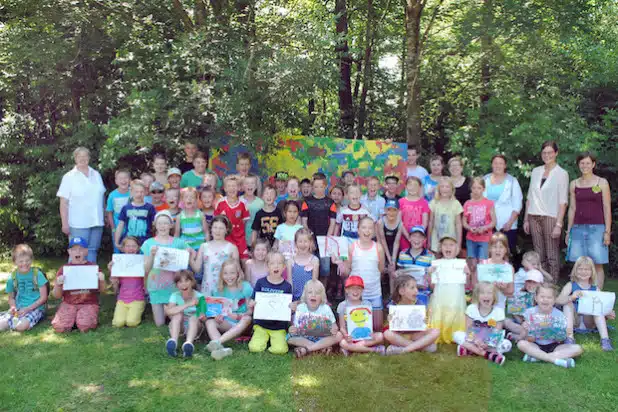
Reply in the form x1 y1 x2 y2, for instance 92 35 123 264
241 174 264 249
106 169 131 253
463 177 496 274
252 184 284 248
215 175 250 260
333 184 371 241
428 177 463 252
114 180 156 247
176 187 208 250
399 176 430 251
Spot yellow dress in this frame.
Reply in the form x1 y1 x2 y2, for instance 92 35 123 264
429 282 466 344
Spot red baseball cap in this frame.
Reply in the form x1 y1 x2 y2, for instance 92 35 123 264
345 275 364 289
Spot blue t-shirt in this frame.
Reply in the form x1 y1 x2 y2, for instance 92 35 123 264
252 277 292 330
106 189 130 228
169 290 204 316
212 281 254 314
485 181 506 203
118 202 156 244
6 268 48 310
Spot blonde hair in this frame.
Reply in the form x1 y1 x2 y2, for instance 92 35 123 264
242 174 262 197
345 183 362 195
488 232 511 260
217 259 244 292
471 282 498 306
12 244 33 262
130 179 147 190
223 174 240 187
470 176 486 189
181 186 198 201
448 156 464 168
536 282 558 298
521 251 552 283
300 280 327 305
294 228 316 253
266 252 285 267
434 177 455 201
569 256 598 286
202 171 219 187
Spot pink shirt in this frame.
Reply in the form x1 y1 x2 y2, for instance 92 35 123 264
463 198 494 242
118 277 146 304
399 197 430 231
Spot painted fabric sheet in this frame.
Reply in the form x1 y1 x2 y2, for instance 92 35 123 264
209 135 407 191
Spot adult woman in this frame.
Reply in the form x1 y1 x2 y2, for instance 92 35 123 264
483 155 523 254
448 156 470 206
152 154 168 186
423 155 444 201
180 151 209 188
57 147 106 262
566 152 611 289
523 141 569 282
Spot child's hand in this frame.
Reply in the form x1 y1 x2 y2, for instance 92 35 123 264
330 324 339 335
215 314 224 323
189 298 198 307
248 300 256 309
108 261 113 270
198 314 206 321
56 275 64 285
9 306 17 314
475 339 488 350
289 301 299 312
98 272 105 281
111 277 120 286
17 308 30 317
187 248 196 258
150 246 158 256
428 266 436 274
522 321 529 330
496 281 505 290
607 310 616 320
289 326 298 335
571 291 583 301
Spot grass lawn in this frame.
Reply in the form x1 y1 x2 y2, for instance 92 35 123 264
0 257 616 412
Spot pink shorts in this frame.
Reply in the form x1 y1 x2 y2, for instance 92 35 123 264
52 302 99 333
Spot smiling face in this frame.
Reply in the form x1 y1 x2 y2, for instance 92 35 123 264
262 187 276 206
407 149 418 166
541 145 557 165
132 184 146 203
430 159 443 175
168 174 180 189
287 180 299 198
268 255 286 279
410 232 426 250
183 192 197 209
524 280 540 293
490 241 507 261
301 182 312 197
343 173 355 186
399 280 418 302
346 285 363 303
14 255 33 274
222 264 239 286
535 287 556 313
347 186 361 207
151 189 164 204
153 158 167 174
385 207 398 220
575 262 593 283
121 239 140 254
211 221 228 240
305 285 323 309
385 178 398 194
312 180 326 198
176 275 193 292
115 172 130 191
74 150 90 169
492 157 507 175
253 243 268 262
165 190 179 208
448 160 463 178
578 156 595 176
440 239 458 258
478 285 495 310
358 218 374 240
471 181 484 199
193 157 207 174
154 215 173 235
224 179 239 198
200 191 214 209
68 245 88 264
437 180 453 199
406 179 420 197
330 188 343 205
367 179 380 197
275 180 287 195
243 177 257 197
184 143 197 159
237 158 251 176
295 233 311 253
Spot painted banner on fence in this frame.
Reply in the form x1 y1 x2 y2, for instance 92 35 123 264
209 135 407 190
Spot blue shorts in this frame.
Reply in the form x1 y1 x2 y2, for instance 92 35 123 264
364 295 383 310
0 307 45 330
318 256 331 278
567 224 608 264
466 240 489 259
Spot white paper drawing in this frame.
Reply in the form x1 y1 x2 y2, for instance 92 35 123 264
316 236 349 260
399 266 428 288
253 292 293 321
63 265 99 291
389 305 427 331
477 263 513 283
153 247 189 272
431 259 467 284
111 254 145 278
577 291 615 316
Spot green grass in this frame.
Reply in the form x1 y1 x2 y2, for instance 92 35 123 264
1 257 617 412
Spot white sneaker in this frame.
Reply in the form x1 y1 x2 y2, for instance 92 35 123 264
211 347 233 360
206 340 223 353
497 339 512 354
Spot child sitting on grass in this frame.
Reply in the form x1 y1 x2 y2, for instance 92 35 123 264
248 252 293 355
165 271 203 358
288 280 342 358
384 275 439 355
206 260 254 360
0 244 48 332
517 283 583 368
504 269 543 342
109 236 146 328
52 237 105 333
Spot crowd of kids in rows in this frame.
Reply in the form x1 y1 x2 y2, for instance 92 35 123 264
2 148 614 366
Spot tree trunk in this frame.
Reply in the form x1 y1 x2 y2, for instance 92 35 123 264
405 0 424 147
479 0 493 122
195 0 208 26
210 0 229 25
335 0 354 139
356 0 375 140
305 98 316 134
172 0 195 31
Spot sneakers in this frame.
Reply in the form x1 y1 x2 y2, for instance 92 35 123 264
340 348 350 357
600 338 614 351
456 345 470 357
554 358 576 368
564 337 576 345
182 342 195 358
373 345 387 355
497 339 512 354
166 339 178 357
522 354 538 363
385 345 406 356
211 347 233 360
484 351 505 366
206 340 223 353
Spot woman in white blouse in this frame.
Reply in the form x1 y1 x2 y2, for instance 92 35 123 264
57 147 106 262
523 141 569 281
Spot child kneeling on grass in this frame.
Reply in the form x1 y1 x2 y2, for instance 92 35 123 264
0 244 48 332
248 252 292 355
452 282 511 366
109 236 146 328
52 237 105 333
206 260 254 360
337 276 385 355
517 283 583 368
384 275 439 355
165 271 204 358
288 280 343 358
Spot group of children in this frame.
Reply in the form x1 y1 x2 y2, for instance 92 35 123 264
1 146 615 367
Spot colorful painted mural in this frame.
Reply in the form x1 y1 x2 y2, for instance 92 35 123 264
209 135 407 190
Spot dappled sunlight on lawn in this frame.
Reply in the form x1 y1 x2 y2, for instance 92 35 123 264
292 373 321 388
210 378 265 399
8 326 70 346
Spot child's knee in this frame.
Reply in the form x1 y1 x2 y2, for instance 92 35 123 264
125 317 142 328
0 319 9 331
248 336 267 353
516 340 529 351
268 338 289 354
452 331 466 345
373 332 384 343
14 321 31 332
384 330 395 342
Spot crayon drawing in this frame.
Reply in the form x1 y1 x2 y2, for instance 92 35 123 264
205 297 234 318
527 312 567 342
346 305 373 341
389 305 427 331
294 313 333 337
577 291 616 316
466 326 505 348
253 292 293 321
506 292 535 316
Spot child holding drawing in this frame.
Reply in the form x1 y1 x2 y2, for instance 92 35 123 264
517 284 583 368
504 269 543 342
51 237 106 333
337 276 386 355
289 228 319 301
248 252 293 355
383 275 439 355
452 282 510 365
428 236 468 344
348 217 386 331
142 211 191 326
109 236 146 328
206 260 254 360
165 271 204 358
288 280 342 358
477 233 515 310
555 256 614 351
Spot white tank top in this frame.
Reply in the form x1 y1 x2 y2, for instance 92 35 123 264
350 241 381 299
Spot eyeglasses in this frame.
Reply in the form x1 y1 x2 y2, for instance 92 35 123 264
151 190 164 194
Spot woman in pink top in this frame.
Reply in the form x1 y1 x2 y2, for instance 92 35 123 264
399 176 430 251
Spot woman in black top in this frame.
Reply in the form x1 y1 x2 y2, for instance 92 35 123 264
448 156 470 206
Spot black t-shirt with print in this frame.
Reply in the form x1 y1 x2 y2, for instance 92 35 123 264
251 208 284 246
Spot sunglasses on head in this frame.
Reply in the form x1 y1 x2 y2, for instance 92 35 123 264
151 190 164 194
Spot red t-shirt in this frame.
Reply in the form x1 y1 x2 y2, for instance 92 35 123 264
57 262 101 305
215 197 250 255
463 198 494 242
154 203 169 212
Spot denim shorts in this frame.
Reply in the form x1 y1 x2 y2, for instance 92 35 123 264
364 295 383 310
466 240 489 259
567 224 608 264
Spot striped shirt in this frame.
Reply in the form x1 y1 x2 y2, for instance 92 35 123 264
179 209 206 250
